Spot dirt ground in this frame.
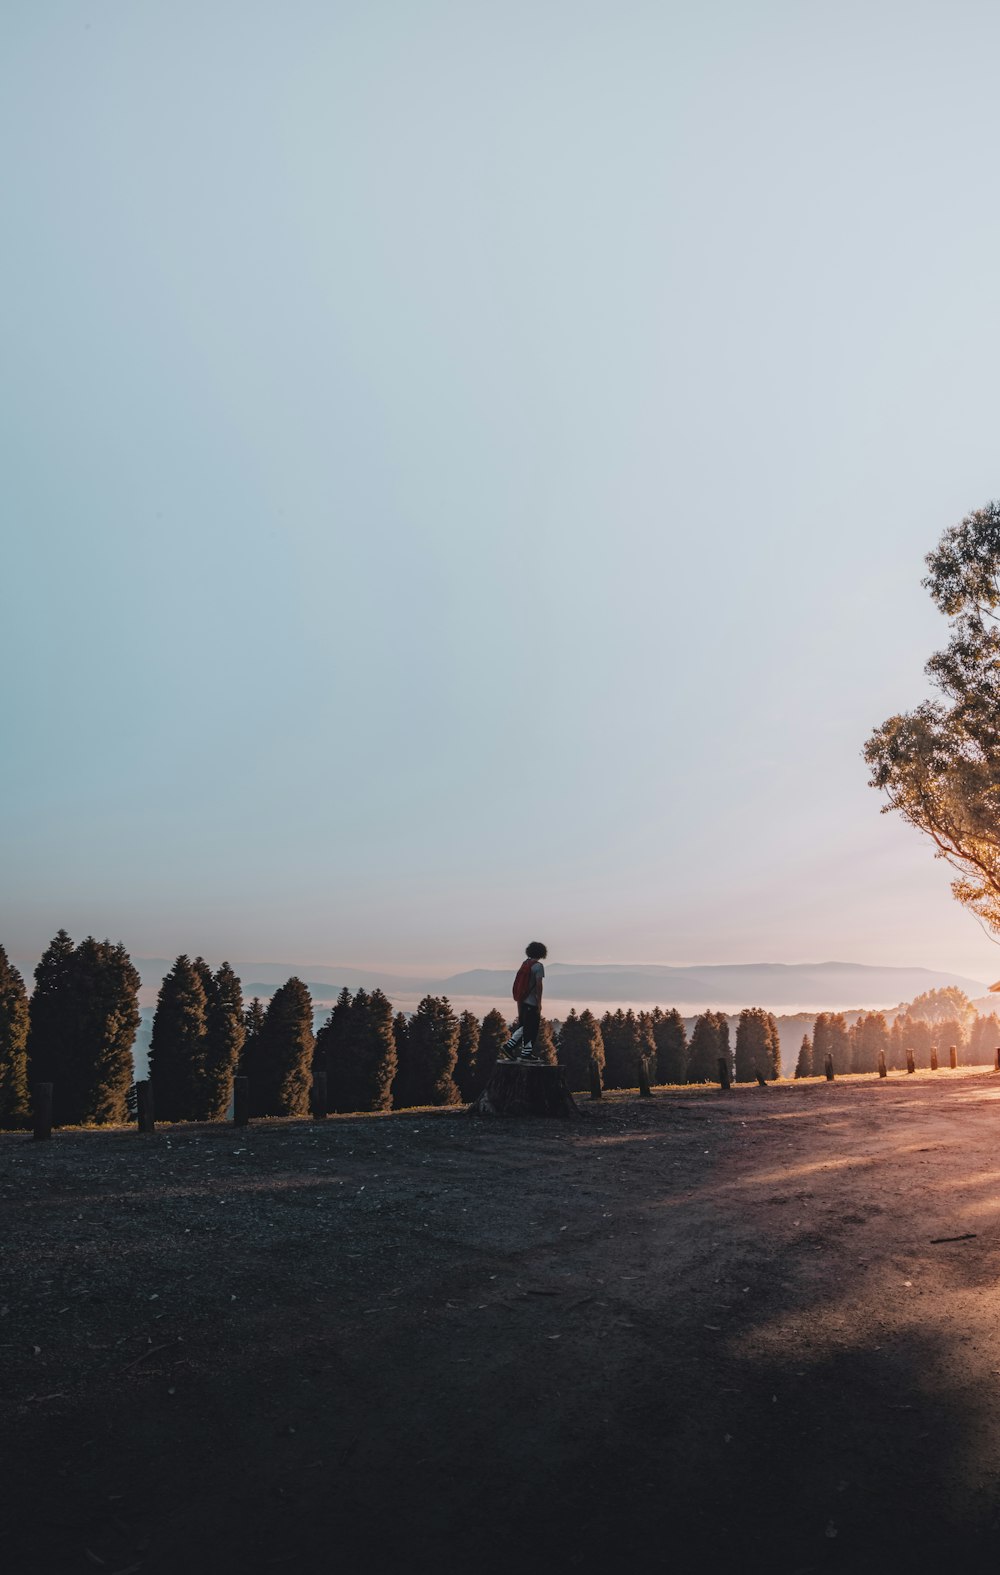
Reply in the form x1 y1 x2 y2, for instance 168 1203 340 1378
4 1069 1000 1575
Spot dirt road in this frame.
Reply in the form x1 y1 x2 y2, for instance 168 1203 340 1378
3 1070 1000 1574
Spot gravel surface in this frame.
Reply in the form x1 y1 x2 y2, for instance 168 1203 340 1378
3 1071 1000 1574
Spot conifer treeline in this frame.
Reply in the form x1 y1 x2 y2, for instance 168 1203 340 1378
4 938 1000 1127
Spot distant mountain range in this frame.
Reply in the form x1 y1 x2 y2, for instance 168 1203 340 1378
213 959 989 1013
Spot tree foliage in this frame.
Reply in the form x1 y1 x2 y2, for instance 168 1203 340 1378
317 987 397 1113
393 995 460 1108
812 1012 850 1075
734 1007 781 1081
245 978 315 1117
850 1011 889 1073
27 931 140 1125
149 956 208 1121
794 1034 812 1079
687 1011 731 1082
454 1010 481 1100
472 1008 508 1095
0 946 30 1127
557 1008 605 1092
650 1007 687 1084
865 502 1000 935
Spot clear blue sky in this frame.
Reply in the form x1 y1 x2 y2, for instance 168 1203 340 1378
4 1 1000 980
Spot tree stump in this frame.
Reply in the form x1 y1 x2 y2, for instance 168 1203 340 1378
472 1062 578 1118
717 1056 731 1091
589 1061 603 1100
878 1050 887 1078
825 1055 834 1081
906 1049 916 1074
755 1071 768 1088
637 1056 652 1098
950 1044 958 1069
930 1047 938 1071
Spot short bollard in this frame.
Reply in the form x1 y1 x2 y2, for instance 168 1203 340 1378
718 1056 731 1091
136 1079 155 1133
825 1055 834 1081
906 1049 916 1074
312 1070 328 1120
32 1082 53 1142
950 1044 958 1069
233 1076 249 1127
930 1047 938 1071
878 1050 887 1078
589 1061 603 1100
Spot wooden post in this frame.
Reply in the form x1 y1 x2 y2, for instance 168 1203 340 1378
878 1050 887 1078
32 1082 53 1142
930 1046 938 1071
906 1049 915 1074
637 1056 652 1098
589 1060 603 1100
949 1044 958 1069
718 1056 731 1091
233 1076 249 1127
825 1055 834 1081
312 1070 327 1120
135 1079 155 1133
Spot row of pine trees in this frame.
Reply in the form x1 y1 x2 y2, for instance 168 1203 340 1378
793 992 1000 1078
3 938 998 1127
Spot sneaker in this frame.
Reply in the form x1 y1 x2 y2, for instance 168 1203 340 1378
518 1046 541 1063
497 1045 518 1063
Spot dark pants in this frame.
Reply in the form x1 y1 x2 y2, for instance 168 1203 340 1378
518 1003 540 1047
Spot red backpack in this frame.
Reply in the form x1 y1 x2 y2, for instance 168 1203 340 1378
512 960 534 1004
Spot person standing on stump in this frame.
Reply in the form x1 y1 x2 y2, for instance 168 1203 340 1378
501 942 547 1062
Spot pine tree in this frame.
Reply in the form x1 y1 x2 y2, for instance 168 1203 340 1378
26 929 76 1091
318 988 397 1113
600 1009 631 1089
534 1016 559 1066
28 933 140 1125
84 939 142 1125
715 1011 733 1081
811 1013 830 1076
202 962 245 1119
473 1009 508 1095
794 1035 812 1078
636 1011 656 1087
688 1011 727 1082
851 1011 889 1073
0 945 30 1128
240 998 266 1076
249 978 315 1117
395 995 460 1107
734 1008 773 1082
651 1007 687 1084
556 1008 604 1092
969 1011 1000 1063
149 956 210 1121
455 1010 481 1100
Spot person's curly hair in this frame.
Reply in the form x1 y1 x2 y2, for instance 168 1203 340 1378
525 941 548 960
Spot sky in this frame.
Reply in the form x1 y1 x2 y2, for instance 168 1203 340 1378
4 1 1000 982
